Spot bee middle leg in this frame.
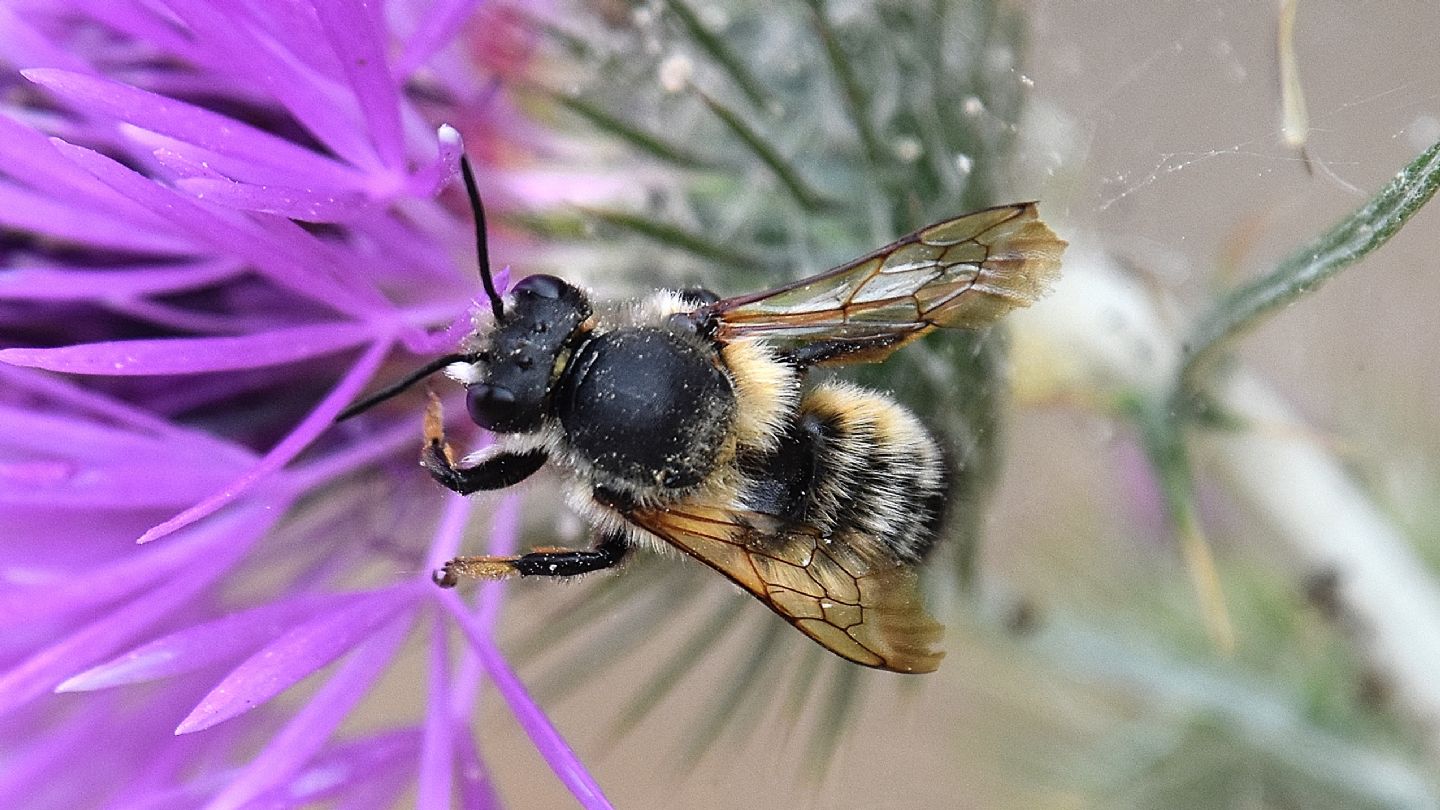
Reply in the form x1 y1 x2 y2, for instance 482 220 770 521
433 530 629 586
779 334 907 368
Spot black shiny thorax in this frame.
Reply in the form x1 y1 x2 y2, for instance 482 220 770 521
468 277 738 495
556 325 735 493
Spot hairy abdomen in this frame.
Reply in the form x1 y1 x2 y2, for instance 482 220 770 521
738 381 950 562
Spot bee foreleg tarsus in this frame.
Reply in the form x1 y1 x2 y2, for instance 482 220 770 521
421 443 548 495
433 531 628 587
422 389 449 448
433 556 520 586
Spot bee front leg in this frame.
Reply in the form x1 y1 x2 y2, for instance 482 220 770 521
433 530 629 587
421 391 547 494
422 443 548 495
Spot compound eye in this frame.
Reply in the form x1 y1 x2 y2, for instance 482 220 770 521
513 274 567 299
465 383 519 430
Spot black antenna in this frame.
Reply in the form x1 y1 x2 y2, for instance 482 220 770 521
336 352 476 421
336 154 501 423
459 154 504 322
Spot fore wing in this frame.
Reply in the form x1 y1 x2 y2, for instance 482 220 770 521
702 202 1065 363
627 501 944 673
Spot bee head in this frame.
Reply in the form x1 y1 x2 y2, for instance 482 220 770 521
467 274 591 433
334 158 592 426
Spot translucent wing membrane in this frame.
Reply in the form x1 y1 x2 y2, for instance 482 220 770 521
706 203 1065 359
628 502 944 673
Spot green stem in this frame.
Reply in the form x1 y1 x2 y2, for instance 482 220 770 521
608 597 748 739
550 90 718 170
693 87 836 212
582 206 769 269
1132 396 1235 654
1180 138 1440 397
806 0 885 175
665 0 771 109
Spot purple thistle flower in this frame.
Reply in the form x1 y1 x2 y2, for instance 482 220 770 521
0 1 612 807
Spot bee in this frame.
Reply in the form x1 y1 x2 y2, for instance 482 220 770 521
342 157 1065 673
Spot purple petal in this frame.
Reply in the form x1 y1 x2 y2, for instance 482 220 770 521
286 420 414 494
455 730 503 810
143 0 362 165
243 213 393 312
20 68 365 189
446 647 485 726
158 0 375 172
57 591 361 692
0 456 163 504
143 137 230 181
0 108 179 223
48 139 376 318
283 731 419 807
0 7 93 72
424 493 474 571
346 206 462 287
393 0 482 78
313 0 406 173
399 308 473 355
225 0 332 74
134 732 422 810
416 615 454 809
0 177 189 254
0 366 246 461
102 298 267 336
201 613 413 810
440 592 613 809
77 3 207 72
403 123 465 199
176 586 418 734
138 337 392 544
0 403 249 509
474 493 524 630
0 321 374 376
125 124 370 196
335 774 414 810
0 402 215 463
0 259 246 301
441 496 520 724
0 521 221 631
177 177 379 223
0 457 236 510
0 506 267 719
45 688 227 808
0 701 93 807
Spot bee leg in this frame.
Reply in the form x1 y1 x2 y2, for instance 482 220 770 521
779 334 907 369
422 441 547 495
420 390 547 494
433 531 629 586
